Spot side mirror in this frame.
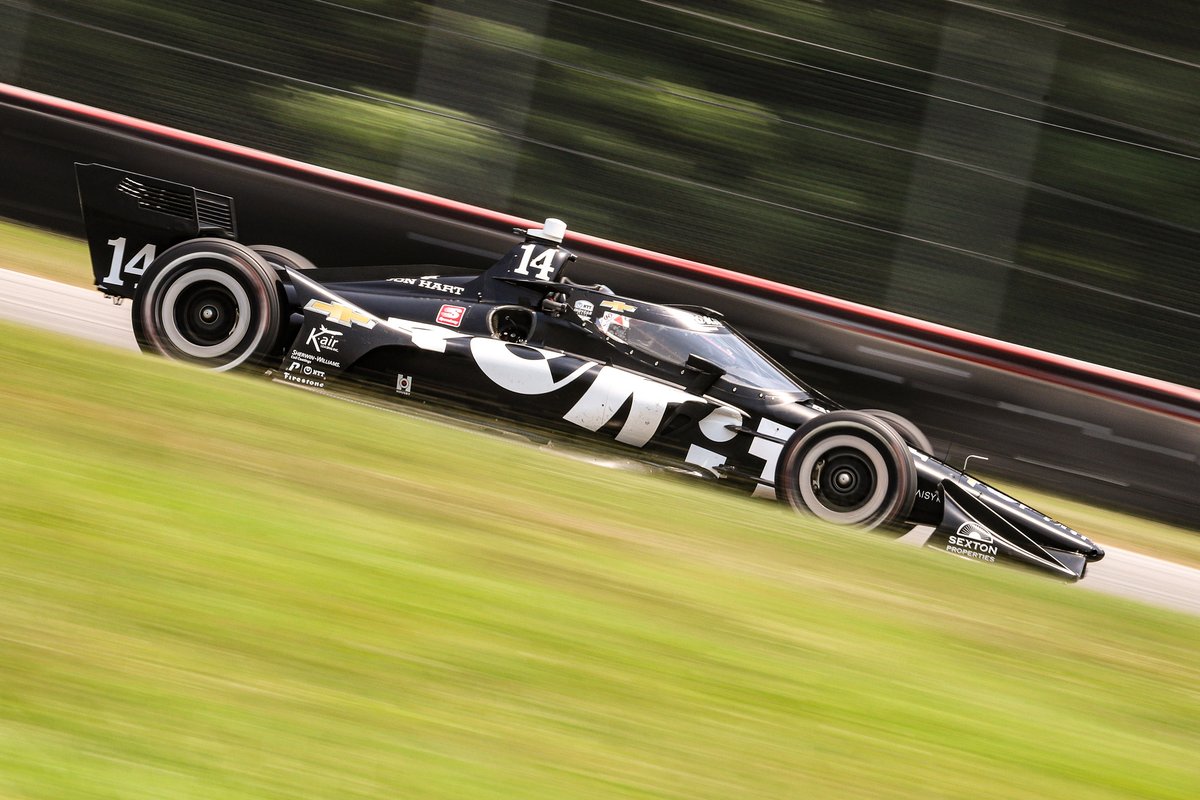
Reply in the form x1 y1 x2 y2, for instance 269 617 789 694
685 354 726 395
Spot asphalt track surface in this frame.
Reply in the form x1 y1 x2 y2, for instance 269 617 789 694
3 267 1198 617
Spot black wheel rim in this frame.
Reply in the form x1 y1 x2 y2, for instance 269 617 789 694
813 449 875 512
174 283 240 346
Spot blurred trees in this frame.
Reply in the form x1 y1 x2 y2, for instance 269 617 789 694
8 0 1199 384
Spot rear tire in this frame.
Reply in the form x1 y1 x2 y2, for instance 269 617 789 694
251 245 316 273
775 411 916 530
132 239 283 372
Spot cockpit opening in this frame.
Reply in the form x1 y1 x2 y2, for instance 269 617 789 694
489 306 535 343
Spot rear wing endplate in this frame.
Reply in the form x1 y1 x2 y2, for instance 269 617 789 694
75 163 238 297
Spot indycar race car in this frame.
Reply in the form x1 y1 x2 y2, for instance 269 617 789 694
76 163 1105 580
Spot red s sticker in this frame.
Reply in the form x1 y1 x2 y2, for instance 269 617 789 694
436 304 466 327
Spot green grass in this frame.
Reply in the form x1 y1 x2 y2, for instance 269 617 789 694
2 323 1199 799
0 217 92 289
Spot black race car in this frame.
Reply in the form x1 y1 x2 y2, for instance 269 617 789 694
76 163 1105 580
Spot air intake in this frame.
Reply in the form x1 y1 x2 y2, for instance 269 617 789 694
116 176 193 220
196 191 236 235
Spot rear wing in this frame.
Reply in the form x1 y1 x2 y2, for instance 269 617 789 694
75 163 238 297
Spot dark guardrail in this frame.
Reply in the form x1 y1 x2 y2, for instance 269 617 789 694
2 83 1197 527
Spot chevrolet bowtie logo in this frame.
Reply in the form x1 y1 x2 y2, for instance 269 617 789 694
304 299 377 328
600 300 637 314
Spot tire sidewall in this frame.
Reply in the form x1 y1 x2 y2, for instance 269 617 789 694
133 239 282 372
775 411 916 529
861 408 932 454
250 244 316 273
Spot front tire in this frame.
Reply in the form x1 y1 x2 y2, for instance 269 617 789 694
775 411 916 530
861 409 932 454
132 239 283 372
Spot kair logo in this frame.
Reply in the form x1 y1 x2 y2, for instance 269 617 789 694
305 324 343 353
